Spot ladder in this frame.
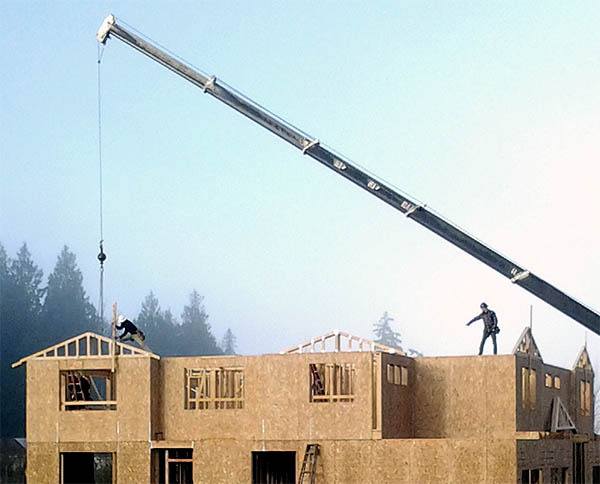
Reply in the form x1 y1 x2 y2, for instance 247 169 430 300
66 372 85 401
298 444 319 484
309 364 325 396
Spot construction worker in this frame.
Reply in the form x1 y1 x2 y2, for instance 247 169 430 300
79 374 92 401
116 315 146 347
466 302 500 355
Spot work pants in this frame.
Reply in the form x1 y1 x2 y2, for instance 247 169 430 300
479 330 497 355
120 333 146 349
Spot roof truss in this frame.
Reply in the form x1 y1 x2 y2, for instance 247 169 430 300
280 330 404 355
12 331 158 368
512 327 542 360
573 346 594 373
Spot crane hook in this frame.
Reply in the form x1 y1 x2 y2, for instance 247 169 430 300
97 241 107 266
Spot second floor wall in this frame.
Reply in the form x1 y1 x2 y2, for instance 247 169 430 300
24 346 592 444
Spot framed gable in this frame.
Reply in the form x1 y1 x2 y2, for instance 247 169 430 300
513 327 542 360
573 346 593 374
12 331 158 368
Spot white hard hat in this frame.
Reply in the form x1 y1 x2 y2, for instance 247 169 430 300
117 315 126 323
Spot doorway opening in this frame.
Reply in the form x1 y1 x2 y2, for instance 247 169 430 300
60 452 113 484
152 448 193 484
252 451 296 484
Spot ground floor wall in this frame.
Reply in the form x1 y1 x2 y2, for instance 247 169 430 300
517 438 600 484
27 441 150 484
196 438 516 483
28 438 515 483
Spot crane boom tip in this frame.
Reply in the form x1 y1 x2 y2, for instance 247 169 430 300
97 14 116 44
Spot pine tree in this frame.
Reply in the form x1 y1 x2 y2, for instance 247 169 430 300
0 243 45 437
373 311 403 348
136 291 162 335
42 246 99 341
179 290 221 356
221 328 237 355
135 292 180 355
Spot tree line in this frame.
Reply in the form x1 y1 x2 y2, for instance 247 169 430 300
0 242 237 437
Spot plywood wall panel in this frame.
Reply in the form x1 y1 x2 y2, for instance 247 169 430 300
413 356 516 439
27 443 58 484
117 442 151 483
160 353 374 442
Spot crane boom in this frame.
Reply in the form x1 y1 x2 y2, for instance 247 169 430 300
97 15 600 335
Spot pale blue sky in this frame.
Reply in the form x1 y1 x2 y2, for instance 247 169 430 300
2 2 599 367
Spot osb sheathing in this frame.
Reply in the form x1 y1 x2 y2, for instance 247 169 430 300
515 355 583 433
380 353 414 438
27 356 153 444
27 441 151 484
150 358 162 438
413 355 516 439
517 439 571 471
191 438 515 483
571 366 594 435
159 353 375 442
27 443 58 484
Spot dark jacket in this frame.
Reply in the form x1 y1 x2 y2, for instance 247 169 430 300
116 319 138 336
468 309 499 333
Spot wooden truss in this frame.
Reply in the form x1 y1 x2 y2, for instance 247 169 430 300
12 331 158 368
573 345 594 373
280 330 404 355
512 327 542 360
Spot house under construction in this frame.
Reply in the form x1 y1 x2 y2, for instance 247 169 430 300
13 327 599 483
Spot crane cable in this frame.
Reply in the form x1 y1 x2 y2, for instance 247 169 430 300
97 44 107 326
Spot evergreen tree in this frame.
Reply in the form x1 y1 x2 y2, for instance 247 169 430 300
42 246 99 341
135 292 180 356
136 291 162 335
221 328 237 355
373 311 403 348
0 243 45 437
179 290 221 356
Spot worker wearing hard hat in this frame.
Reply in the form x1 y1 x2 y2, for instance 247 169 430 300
116 315 146 348
466 302 500 355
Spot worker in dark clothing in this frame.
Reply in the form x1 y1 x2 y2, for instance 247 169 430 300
79 375 92 401
466 302 500 355
116 315 146 347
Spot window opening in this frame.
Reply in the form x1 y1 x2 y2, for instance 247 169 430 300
309 363 354 402
385 364 408 386
549 467 568 484
521 367 536 410
554 376 561 389
401 366 408 386
521 468 542 484
186 368 244 410
61 452 113 484
61 371 116 411
152 449 193 484
579 380 591 416
545 373 552 388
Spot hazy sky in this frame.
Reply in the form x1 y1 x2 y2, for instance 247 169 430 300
2 2 599 368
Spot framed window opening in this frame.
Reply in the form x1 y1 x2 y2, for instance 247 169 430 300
60 370 116 411
386 364 408 386
579 380 592 416
521 468 542 484
309 363 355 402
152 448 193 484
521 367 536 410
185 368 244 410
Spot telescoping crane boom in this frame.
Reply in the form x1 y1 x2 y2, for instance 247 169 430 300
97 15 600 335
